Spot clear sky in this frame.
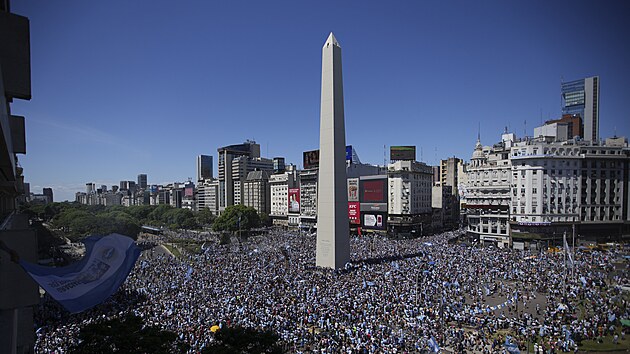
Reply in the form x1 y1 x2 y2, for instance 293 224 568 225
10 0 630 202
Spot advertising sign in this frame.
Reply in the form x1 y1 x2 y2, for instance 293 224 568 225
362 212 387 230
288 188 300 213
184 186 194 197
347 178 359 202
360 178 387 203
303 150 320 169
360 203 388 212
390 146 416 161
348 202 360 225
304 145 354 169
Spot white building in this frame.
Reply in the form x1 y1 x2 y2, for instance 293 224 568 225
509 138 629 241
197 179 220 214
387 160 433 234
269 167 297 226
466 133 513 248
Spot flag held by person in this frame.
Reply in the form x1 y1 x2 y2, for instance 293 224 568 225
428 336 440 352
20 233 141 313
504 335 521 354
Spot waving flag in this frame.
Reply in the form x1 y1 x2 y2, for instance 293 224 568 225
20 234 140 313
428 336 440 352
504 336 520 354
563 233 574 268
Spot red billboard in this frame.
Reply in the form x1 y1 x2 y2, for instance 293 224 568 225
288 188 300 213
348 202 360 225
360 179 387 203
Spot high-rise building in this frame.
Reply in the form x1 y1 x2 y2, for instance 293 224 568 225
316 32 350 269
561 76 599 142
217 140 260 212
137 174 147 189
231 156 273 205
197 155 213 181
196 179 220 214
440 157 462 195
388 161 434 234
242 170 271 214
273 157 286 174
43 187 53 203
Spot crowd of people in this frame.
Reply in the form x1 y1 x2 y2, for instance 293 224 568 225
33 228 628 353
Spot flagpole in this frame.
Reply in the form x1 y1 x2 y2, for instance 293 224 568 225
572 223 575 277
563 231 567 300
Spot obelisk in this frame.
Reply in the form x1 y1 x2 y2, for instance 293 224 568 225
316 32 350 269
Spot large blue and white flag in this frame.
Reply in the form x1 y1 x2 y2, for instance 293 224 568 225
428 336 440 352
504 336 521 354
20 233 141 313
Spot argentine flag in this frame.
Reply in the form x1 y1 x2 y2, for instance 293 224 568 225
20 234 140 313
504 335 521 354
428 336 440 352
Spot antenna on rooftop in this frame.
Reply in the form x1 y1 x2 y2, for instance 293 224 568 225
524 119 527 138
477 122 481 142
383 144 386 166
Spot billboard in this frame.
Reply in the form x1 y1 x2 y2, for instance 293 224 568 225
304 146 354 169
348 202 360 225
288 188 300 213
347 178 359 202
362 212 387 230
184 186 194 197
360 203 388 212
303 150 320 169
390 146 416 161
360 178 387 203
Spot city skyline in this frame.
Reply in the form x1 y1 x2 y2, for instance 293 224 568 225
10 1 630 201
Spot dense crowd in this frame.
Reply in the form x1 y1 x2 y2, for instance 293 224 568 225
33 228 628 353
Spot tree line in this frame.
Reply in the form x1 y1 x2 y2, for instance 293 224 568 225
21 202 266 241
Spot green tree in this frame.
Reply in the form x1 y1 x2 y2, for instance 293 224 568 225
202 326 283 354
124 205 157 224
212 205 260 234
70 314 188 354
147 204 173 225
163 208 196 229
196 207 216 227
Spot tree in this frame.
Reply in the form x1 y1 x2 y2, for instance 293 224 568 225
196 207 216 227
202 326 283 354
212 205 260 234
70 314 188 353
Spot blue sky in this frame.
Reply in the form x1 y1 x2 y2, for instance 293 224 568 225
11 0 630 201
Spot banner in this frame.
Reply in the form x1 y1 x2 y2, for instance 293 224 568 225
20 234 141 313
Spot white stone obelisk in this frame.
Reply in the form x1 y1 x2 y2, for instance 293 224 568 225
316 33 350 269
